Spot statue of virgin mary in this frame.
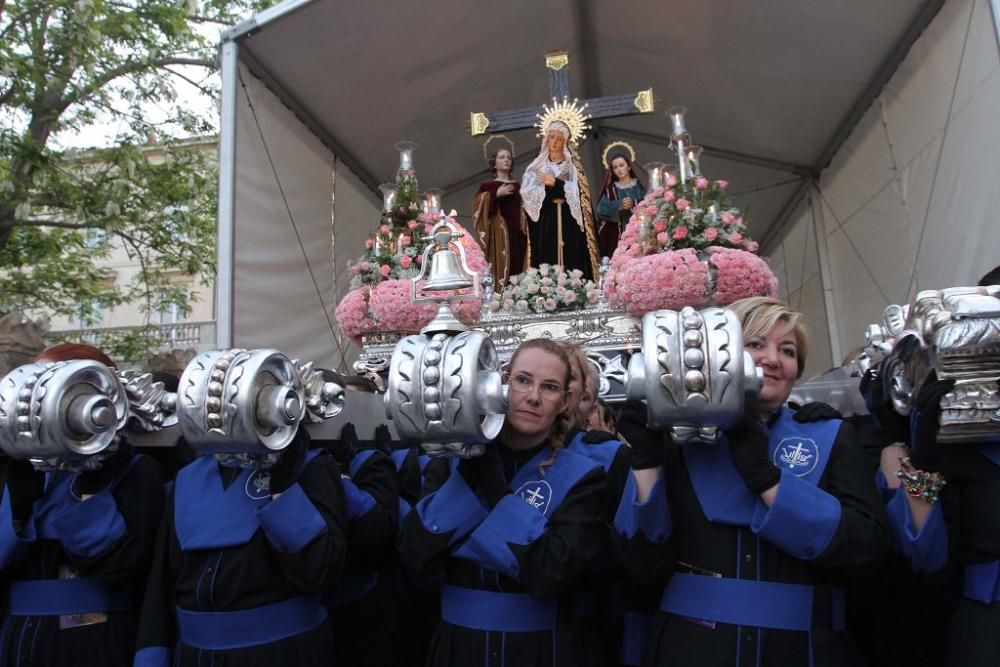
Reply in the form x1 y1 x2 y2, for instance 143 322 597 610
520 120 600 280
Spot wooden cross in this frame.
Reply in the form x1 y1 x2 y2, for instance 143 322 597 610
469 51 654 136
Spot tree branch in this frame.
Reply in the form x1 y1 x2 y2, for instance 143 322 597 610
10 218 93 230
64 57 215 109
162 66 216 97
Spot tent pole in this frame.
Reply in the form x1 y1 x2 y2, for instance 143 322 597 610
215 40 239 349
810 185 841 367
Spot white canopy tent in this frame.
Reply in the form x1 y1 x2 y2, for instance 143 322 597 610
214 0 999 380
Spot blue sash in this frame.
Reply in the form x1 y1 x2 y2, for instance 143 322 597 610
9 578 131 616
964 561 1000 604
567 430 623 472
681 408 840 526
440 584 556 632
176 596 327 650
348 449 377 477
659 573 845 632
32 456 142 541
174 450 321 550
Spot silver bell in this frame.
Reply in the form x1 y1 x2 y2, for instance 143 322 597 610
423 232 473 291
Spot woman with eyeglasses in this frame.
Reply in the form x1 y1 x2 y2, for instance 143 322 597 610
398 338 609 667
613 297 889 666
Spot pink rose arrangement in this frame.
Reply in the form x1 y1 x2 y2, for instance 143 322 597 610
334 287 377 345
336 212 489 338
602 176 778 315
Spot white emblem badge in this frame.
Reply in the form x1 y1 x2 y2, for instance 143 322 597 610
773 437 819 476
514 480 553 515
245 470 271 499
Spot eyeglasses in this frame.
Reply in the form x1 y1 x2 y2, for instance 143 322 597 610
507 372 565 402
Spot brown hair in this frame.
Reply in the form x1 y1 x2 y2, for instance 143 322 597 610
488 148 513 177
508 338 572 473
35 343 117 369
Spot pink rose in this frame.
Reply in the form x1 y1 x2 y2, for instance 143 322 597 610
407 220 418 229
365 238 374 248
400 255 413 268
379 264 391 277
350 264 361 275
415 255 423 264
714 179 729 190
424 224 434 233
360 262 371 271
673 226 689 240
676 199 690 211
400 235 411 246
379 224 390 234
645 205 657 216
653 221 666 233
664 190 676 203
704 227 719 241
694 177 709 190
656 232 669 244
721 212 736 225
728 232 744 245
745 241 759 253
666 174 679 187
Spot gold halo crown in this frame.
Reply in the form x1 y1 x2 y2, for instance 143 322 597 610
602 141 637 169
482 134 516 162
535 97 591 146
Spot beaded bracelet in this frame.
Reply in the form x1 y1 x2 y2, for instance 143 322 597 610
896 456 946 504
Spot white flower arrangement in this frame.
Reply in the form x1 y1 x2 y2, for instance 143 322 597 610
491 264 600 315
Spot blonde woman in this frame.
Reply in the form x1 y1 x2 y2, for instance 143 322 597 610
398 338 608 667
615 297 889 666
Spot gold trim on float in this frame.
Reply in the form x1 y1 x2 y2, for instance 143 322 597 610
470 112 490 136
634 88 655 114
545 51 569 71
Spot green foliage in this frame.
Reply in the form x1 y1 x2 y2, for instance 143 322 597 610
0 0 272 362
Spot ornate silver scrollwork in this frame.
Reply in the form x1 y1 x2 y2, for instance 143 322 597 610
881 285 1000 442
0 360 129 466
625 306 762 443
386 330 508 458
177 349 306 456
293 361 346 423
118 369 177 432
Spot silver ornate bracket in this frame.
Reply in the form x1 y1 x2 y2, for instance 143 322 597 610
880 285 1000 443
0 360 129 467
626 306 762 444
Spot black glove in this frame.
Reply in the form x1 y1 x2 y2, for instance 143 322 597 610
374 424 393 455
270 430 309 494
329 422 358 471
618 401 664 470
908 373 956 473
77 441 133 496
860 365 909 446
582 429 618 444
457 444 510 509
727 415 781 495
477 445 511 509
791 401 842 423
6 459 45 520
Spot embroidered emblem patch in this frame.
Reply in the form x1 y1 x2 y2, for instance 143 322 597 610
772 437 819 476
245 470 271 499
514 480 553 515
